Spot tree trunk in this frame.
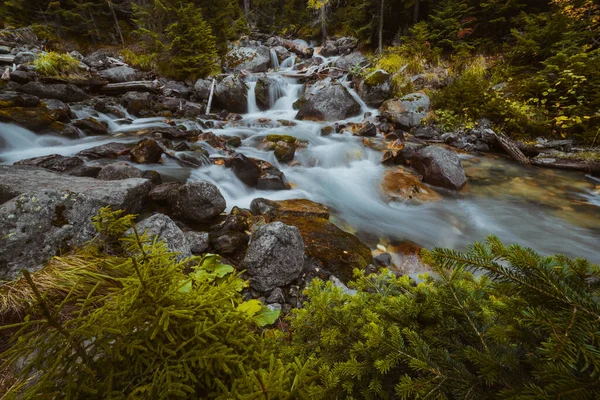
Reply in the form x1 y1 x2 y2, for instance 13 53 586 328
413 0 420 24
244 0 251 15
378 0 385 53
494 132 530 164
107 0 125 45
321 5 328 40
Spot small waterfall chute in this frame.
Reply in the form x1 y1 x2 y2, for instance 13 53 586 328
269 49 279 69
246 80 260 114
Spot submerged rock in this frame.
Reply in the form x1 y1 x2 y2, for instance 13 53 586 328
243 222 305 292
295 78 361 122
381 169 442 203
73 117 109 135
0 165 151 279
412 146 467 190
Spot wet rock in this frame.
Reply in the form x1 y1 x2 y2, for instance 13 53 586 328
0 106 57 131
214 75 248 114
380 93 430 130
224 46 271 73
184 231 210 254
193 78 213 101
77 142 133 159
320 37 358 57
0 165 151 279
381 169 442 203
333 51 367 71
255 75 285 110
43 99 73 122
68 163 103 178
9 70 32 84
357 69 392 107
177 152 210 167
293 57 323 71
243 222 305 292
0 91 39 108
121 91 152 116
250 198 330 220
98 66 137 83
148 182 181 204
272 45 290 62
14 154 84 173
210 231 248 255
167 182 226 223
374 253 392 267
14 51 36 64
414 126 439 140
73 117 109 135
256 160 291 190
225 135 242 147
133 213 191 259
142 170 162 185
130 139 163 164
412 146 467 190
97 163 143 181
355 122 377 137
295 78 361 122
226 153 262 186
19 81 87 103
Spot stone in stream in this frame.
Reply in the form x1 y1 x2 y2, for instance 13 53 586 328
43 99 74 122
379 93 430 130
255 75 284 110
73 117 109 135
357 69 392 108
98 66 137 83
320 37 359 57
412 146 467 190
223 46 271 73
213 75 248 114
77 142 134 159
166 182 227 223
14 154 84 173
333 51 368 71
0 91 39 108
0 165 152 280
121 91 153 116
0 105 59 132
381 169 442 203
130 139 164 164
226 153 262 186
294 78 361 122
18 81 87 103
97 163 143 181
243 222 305 292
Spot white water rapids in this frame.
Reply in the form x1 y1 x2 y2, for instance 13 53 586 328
1 55 599 265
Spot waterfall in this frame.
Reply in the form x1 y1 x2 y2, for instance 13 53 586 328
267 75 288 108
269 49 279 69
280 55 296 69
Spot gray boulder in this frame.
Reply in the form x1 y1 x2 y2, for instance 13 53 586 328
224 46 271 73
295 78 361 121
272 45 291 63
379 93 430 130
243 222 305 292
320 37 358 57
167 182 226 223
255 75 285 110
193 78 213 101
19 81 87 103
0 165 151 279
357 69 392 107
43 99 73 121
14 154 83 173
97 163 143 181
333 51 367 71
121 91 152 116
133 213 191 259
412 146 467 190
214 75 248 114
98 66 137 83
14 51 36 64
184 231 210 254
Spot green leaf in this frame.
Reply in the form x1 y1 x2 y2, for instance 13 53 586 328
254 307 281 327
237 300 263 317
177 280 192 294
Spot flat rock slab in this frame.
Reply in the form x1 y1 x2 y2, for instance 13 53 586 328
0 166 151 280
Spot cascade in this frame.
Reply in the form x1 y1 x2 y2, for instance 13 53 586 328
269 49 279 69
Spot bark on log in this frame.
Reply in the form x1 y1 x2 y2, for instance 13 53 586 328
531 157 600 174
517 140 573 156
280 39 314 58
99 81 160 94
494 132 530 164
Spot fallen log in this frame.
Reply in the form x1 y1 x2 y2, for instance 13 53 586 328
531 156 600 174
280 38 314 58
99 81 160 95
0 54 15 64
517 139 573 156
494 132 530 164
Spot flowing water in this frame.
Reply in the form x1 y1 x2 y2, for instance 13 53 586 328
1 55 599 267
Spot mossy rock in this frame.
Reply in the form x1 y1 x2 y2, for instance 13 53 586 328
381 169 442 203
277 215 373 283
266 134 298 144
364 69 390 86
0 106 57 131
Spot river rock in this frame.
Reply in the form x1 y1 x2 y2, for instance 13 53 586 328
243 222 305 292
148 182 181 204
184 231 210 254
193 78 213 101
213 75 248 114
381 169 442 203
333 51 367 71
133 213 191 259
357 69 392 108
167 182 226 223
295 78 361 121
98 66 137 83
14 154 84 173
256 162 291 190
412 146 467 190
121 91 152 116
255 75 284 110
210 231 248 255
19 81 87 103
380 93 430 130
226 153 262 186
320 37 358 57
272 45 290 62
0 91 39 108
97 163 143 181
130 139 163 164
73 117 109 135
77 142 133 159
82 50 113 69
224 46 271 73
9 70 32 84
0 165 152 279
14 51 36 64
0 105 58 131
250 198 330 220
43 99 73 122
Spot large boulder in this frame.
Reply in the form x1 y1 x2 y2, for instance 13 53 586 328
97 163 143 181
320 37 358 57
379 93 430 130
77 142 133 159
255 75 285 110
381 169 442 203
0 105 58 132
214 75 248 114
333 51 367 71
357 69 392 107
224 46 271 73
243 222 305 292
167 182 226 223
98 66 137 83
73 117 109 135
121 91 152 116
0 165 152 279
0 91 39 108
18 81 87 103
133 213 191 259
14 154 84 173
43 99 73 122
193 78 213 101
412 146 467 190
130 139 163 164
295 78 361 121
